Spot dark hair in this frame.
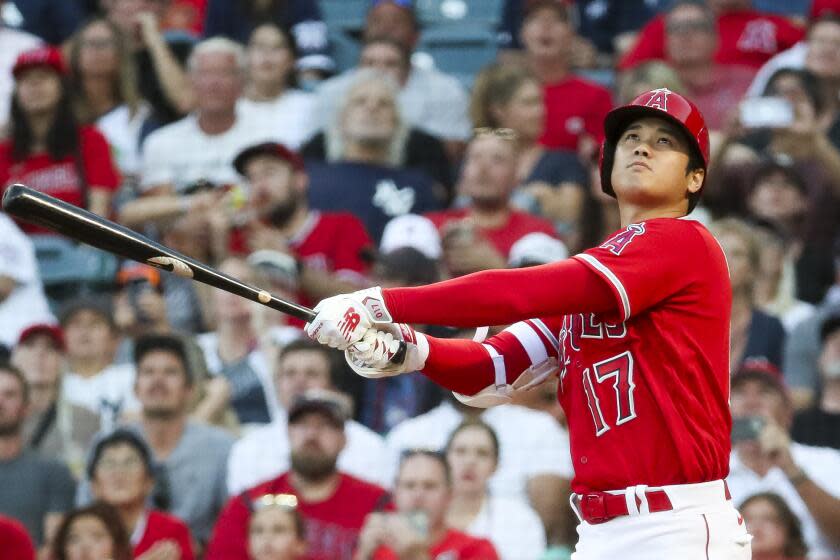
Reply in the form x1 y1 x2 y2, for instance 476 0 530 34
247 21 300 89
763 68 823 114
398 449 451 486
444 419 500 464
740 492 807 558
87 428 155 480
133 334 192 385
10 74 80 162
52 502 133 560
748 161 808 198
277 338 340 387
0 361 29 404
361 35 412 70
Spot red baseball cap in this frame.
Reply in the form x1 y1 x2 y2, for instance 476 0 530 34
233 142 305 176
810 0 840 21
12 46 67 79
17 323 65 351
731 359 789 400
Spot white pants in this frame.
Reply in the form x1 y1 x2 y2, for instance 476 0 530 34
570 480 752 560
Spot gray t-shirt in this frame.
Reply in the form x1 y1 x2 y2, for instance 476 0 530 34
0 450 76 544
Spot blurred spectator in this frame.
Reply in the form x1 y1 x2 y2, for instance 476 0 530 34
444 420 545 560
316 1 471 156
615 61 684 104
662 1 755 130
88 429 195 559
114 263 172 338
203 0 329 79
247 494 307 560
102 0 194 127
50 502 133 560
0 363 76 547
0 11 40 125
427 130 558 277
207 390 390 560
507 232 569 269
303 38 452 194
4 0 84 45
619 0 804 71
60 297 140 426
710 218 787 372
197 257 275 425
0 214 54 348
0 46 121 232
571 0 667 57
239 23 317 150
727 362 840 557
740 492 808 560
11 324 100 477
355 450 499 560
520 0 613 154
67 17 149 193
224 141 373 311
0 513 36 560
471 62 589 250
120 37 278 228
306 70 444 243
385 393 574 548
791 314 840 449
227 339 388 494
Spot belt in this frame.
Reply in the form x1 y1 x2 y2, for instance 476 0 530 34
574 481 732 525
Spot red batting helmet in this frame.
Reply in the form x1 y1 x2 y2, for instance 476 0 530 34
599 88 710 212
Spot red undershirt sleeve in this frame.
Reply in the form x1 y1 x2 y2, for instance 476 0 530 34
383 258 618 327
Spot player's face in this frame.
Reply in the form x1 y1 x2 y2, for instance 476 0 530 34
445 426 497 496
274 350 333 409
611 117 703 211
741 498 789 558
395 455 451 528
245 155 299 216
460 135 518 210
91 443 154 507
134 350 191 417
248 507 306 560
64 515 116 560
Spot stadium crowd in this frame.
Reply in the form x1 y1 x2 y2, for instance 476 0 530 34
0 0 839 558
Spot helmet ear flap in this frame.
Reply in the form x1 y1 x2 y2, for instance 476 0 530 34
599 140 617 199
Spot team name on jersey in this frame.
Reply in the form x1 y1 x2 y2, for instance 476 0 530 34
558 313 626 388
599 223 645 255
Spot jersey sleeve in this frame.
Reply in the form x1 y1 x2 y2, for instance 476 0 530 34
572 220 706 322
82 127 120 191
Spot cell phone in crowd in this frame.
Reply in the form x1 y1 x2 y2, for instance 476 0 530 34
739 97 795 129
731 416 766 443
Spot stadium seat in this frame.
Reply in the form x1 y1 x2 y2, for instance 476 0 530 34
416 0 504 27
319 0 368 31
31 235 118 305
416 24 498 89
752 0 809 17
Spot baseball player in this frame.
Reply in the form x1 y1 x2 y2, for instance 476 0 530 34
306 89 752 559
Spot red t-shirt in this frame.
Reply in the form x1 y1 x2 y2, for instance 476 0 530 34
424 208 558 259
0 515 35 560
206 472 390 560
372 529 499 560
383 218 732 493
0 125 120 234
619 10 804 70
133 510 194 560
538 76 613 150
685 65 756 131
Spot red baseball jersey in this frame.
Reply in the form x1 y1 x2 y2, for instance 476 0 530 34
539 76 613 151
384 218 732 494
372 529 499 560
134 510 194 560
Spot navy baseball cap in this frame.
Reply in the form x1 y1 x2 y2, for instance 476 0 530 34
288 390 350 427
233 142 304 176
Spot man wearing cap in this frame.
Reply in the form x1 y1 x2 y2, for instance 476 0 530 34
11 324 100 477
792 314 840 449
222 141 373 312
727 362 840 557
207 389 390 560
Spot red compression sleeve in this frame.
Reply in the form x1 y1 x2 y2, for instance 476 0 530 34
384 259 617 327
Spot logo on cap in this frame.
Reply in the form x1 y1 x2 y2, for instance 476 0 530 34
644 88 671 111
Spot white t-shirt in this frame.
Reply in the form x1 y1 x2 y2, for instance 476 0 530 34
385 402 574 500
237 90 317 150
466 495 546 560
0 27 42 125
0 214 54 347
226 413 389 494
96 103 151 178
727 443 840 559
140 111 275 192
745 41 808 98
315 65 471 141
62 363 140 428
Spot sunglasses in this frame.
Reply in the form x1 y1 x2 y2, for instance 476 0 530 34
254 493 299 510
473 127 518 141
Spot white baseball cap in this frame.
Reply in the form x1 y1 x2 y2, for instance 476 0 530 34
380 214 442 259
508 232 568 268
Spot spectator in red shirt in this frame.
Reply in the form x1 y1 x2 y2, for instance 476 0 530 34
0 514 36 560
520 0 613 154
0 46 120 234
619 0 804 71
354 449 499 560
206 390 390 560
51 502 133 560
663 1 755 130
425 130 558 277
247 494 307 560
88 429 195 560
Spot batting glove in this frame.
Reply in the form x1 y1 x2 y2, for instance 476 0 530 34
305 287 393 350
346 324 429 378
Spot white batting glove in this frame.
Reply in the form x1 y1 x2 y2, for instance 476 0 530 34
345 324 429 378
305 287 393 350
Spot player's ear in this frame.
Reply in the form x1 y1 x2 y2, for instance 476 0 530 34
686 168 704 194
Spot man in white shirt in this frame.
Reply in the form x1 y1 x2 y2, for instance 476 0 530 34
726 361 840 558
226 338 388 493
